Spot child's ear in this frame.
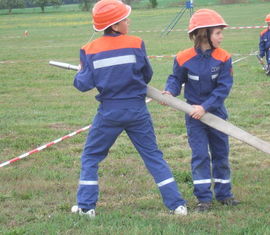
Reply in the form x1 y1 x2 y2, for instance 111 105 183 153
112 24 118 32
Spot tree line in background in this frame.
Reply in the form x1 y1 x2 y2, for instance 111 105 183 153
1 0 261 14
0 0 159 14
0 0 93 13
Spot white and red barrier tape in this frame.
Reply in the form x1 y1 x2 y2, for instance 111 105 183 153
226 25 267 30
0 125 91 168
0 52 256 65
148 55 175 59
0 25 267 40
131 25 267 33
0 55 176 64
0 98 153 168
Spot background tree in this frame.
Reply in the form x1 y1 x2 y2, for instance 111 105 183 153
123 0 133 5
149 0 157 8
123 0 141 5
62 0 79 4
0 0 24 14
79 0 97 11
30 0 62 13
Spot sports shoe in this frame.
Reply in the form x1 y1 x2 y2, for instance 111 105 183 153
218 198 240 206
266 65 270 75
71 205 95 218
195 202 212 212
173 205 188 215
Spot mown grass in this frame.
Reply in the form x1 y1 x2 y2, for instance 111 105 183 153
1 2 270 235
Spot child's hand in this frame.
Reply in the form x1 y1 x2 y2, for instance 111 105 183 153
78 63 82 71
190 105 205 119
162 91 172 95
160 91 172 106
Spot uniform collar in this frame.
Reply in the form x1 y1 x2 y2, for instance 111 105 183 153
195 47 213 57
103 32 122 37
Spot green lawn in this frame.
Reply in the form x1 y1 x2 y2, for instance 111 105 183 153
1 2 270 234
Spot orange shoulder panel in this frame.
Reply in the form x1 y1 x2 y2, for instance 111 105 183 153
82 35 142 54
260 28 268 36
212 48 231 63
176 48 197 66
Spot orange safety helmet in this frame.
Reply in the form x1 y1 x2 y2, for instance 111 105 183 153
265 14 270 23
188 9 228 34
92 0 131 32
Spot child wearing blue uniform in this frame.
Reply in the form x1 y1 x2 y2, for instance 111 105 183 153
259 13 270 75
71 0 187 217
164 9 239 212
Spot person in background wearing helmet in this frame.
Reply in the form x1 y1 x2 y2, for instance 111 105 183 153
163 9 239 212
259 13 270 75
71 0 187 217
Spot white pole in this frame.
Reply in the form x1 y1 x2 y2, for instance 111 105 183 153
49 61 79 71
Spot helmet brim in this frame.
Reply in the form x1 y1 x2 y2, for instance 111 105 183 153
93 5 131 32
188 23 228 34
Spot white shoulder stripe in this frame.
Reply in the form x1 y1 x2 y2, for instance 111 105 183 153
93 55 136 69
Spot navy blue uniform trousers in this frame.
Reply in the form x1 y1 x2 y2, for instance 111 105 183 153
185 114 233 202
77 100 186 210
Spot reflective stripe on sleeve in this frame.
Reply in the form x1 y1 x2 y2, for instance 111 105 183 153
93 55 136 69
157 177 175 187
214 178 231 184
193 179 212 184
188 74 199 81
79 180 98 185
211 74 218 80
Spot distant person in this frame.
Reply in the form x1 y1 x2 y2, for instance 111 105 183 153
259 13 270 75
163 9 239 212
71 0 187 217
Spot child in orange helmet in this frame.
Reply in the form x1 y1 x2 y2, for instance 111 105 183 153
259 13 270 75
163 9 239 212
71 0 187 217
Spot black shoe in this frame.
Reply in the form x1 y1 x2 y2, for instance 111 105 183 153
218 197 240 206
266 65 270 75
195 202 212 212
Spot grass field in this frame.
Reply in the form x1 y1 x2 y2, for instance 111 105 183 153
1 2 270 235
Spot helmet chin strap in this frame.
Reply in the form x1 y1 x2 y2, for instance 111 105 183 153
85 31 96 44
89 31 96 41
